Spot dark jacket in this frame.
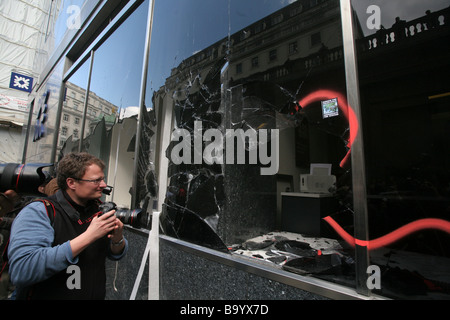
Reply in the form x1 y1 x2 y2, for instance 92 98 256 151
15 190 116 300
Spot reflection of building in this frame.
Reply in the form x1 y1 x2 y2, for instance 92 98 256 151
167 1 352 90
60 82 117 148
229 0 346 82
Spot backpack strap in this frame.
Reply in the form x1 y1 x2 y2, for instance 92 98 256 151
32 199 56 225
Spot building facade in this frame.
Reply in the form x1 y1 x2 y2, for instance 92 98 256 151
22 0 450 300
0 0 61 162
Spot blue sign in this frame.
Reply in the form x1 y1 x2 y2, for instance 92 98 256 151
9 72 33 93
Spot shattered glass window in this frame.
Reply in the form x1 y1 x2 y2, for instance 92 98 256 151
149 0 357 289
353 0 450 299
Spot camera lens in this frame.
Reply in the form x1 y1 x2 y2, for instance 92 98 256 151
115 208 144 229
99 201 148 229
0 163 53 194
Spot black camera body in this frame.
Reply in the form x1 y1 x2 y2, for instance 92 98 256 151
0 163 53 194
99 201 145 229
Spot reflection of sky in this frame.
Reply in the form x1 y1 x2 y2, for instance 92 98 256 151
67 0 148 111
351 0 450 35
88 2 147 110
53 0 87 51
146 0 294 98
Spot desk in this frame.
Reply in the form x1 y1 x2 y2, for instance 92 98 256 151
281 192 338 237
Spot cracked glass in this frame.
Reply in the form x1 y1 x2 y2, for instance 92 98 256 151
148 0 356 289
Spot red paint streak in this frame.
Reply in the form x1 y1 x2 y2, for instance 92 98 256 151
15 164 25 192
323 216 450 251
298 90 358 168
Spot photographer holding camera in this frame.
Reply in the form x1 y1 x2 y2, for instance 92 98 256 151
7 152 128 300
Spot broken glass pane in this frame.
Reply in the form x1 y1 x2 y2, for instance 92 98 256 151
149 0 355 285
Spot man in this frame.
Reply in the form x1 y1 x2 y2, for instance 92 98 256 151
8 152 128 299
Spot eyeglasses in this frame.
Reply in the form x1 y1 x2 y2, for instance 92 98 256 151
74 177 106 185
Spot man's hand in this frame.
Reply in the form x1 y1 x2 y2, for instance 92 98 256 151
88 210 117 240
70 210 116 258
0 190 20 217
109 216 124 241
109 216 125 255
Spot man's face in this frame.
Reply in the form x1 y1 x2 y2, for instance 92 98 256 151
71 164 107 203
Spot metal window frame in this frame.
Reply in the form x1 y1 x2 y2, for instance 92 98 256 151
131 0 155 209
340 0 370 296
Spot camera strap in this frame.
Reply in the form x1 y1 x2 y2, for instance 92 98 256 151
35 199 56 225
